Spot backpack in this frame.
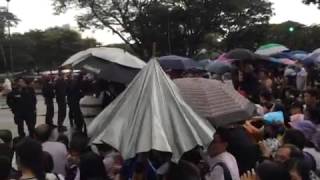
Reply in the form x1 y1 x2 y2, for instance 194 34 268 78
212 162 232 180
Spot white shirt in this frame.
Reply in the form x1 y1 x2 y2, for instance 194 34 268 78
296 68 307 91
43 141 68 176
206 152 240 180
80 95 104 126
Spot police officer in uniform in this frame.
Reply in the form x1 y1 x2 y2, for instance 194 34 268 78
42 75 55 125
7 78 37 137
55 73 67 132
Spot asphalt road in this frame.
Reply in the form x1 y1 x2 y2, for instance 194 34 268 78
0 95 69 137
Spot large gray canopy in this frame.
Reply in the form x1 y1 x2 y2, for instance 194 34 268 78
88 59 214 162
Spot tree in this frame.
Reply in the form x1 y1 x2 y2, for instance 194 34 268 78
0 27 98 72
52 0 273 58
303 0 320 7
223 21 320 52
0 7 19 73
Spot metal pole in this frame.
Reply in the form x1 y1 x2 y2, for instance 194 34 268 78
167 8 172 54
6 0 13 74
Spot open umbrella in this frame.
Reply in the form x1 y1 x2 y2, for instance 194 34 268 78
88 59 214 162
269 58 297 66
174 78 256 127
159 55 202 71
225 48 255 60
61 47 146 84
304 53 320 65
198 59 213 70
207 61 233 75
255 43 289 56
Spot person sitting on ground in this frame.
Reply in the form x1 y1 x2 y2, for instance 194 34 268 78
0 156 11 180
0 130 13 146
274 144 304 164
57 134 69 150
164 160 201 180
42 151 64 180
282 129 318 172
15 138 46 180
224 125 260 175
65 132 90 180
94 143 122 179
205 127 240 180
80 151 109 180
285 158 315 180
34 124 67 176
241 160 291 180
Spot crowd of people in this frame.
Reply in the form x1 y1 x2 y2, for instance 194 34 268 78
0 59 319 180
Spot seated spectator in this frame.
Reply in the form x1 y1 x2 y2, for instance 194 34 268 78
80 151 108 180
94 143 122 179
205 127 240 180
57 134 69 150
285 158 313 180
0 130 13 146
282 129 306 150
34 124 67 176
42 151 64 180
241 160 290 180
65 132 90 180
0 156 11 180
225 125 260 175
164 160 201 180
15 138 46 180
274 144 303 164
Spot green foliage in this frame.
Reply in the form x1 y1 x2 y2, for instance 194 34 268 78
0 27 98 72
0 6 19 38
52 0 273 58
303 0 320 7
223 21 320 52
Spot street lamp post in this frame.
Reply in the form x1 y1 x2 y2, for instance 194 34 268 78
167 8 172 55
6 0 13 74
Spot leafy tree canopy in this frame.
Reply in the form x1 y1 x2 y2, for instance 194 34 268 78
52 0 273 58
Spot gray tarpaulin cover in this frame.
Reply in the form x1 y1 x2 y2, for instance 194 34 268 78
88 59 214 162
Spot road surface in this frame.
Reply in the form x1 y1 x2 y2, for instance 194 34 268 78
0 95 70 137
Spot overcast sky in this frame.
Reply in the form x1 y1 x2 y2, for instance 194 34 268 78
1 0 320 45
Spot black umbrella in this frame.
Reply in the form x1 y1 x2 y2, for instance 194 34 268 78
207 61 233 75
76 56 141 84
226 49 255 60
159 55 202 71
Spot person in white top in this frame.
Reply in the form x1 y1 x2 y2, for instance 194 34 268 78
296 64 308 91
34 124 68 176
205 127 240 180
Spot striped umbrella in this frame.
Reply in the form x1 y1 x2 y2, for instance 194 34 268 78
255 43 289 56
174 78 256 127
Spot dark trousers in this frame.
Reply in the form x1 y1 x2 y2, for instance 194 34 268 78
15 112 36 137
45 98 54 125
56 97 66 127
67 101 74 127
70 101 85 133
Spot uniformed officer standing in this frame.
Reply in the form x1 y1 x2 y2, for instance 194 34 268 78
7 78 37 137
42 75 55 125
55 73 67 132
